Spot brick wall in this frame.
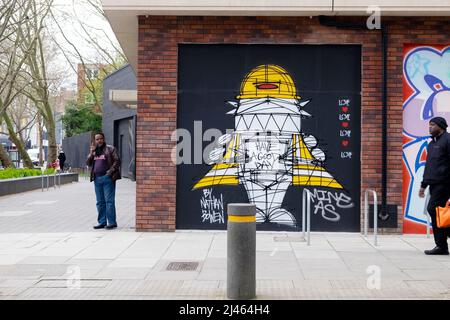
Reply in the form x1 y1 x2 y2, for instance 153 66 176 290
136 16 450 233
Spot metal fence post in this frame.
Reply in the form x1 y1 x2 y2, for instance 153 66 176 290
424 191 431 238
227 203 256 300
374 192 378 246
302 190 306 240
302 189 312 246
41 167 44 192
364 189 378 246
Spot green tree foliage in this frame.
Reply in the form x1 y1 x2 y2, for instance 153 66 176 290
61 101 102 137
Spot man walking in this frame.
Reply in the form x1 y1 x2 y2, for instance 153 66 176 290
87 132 121 230
419 117 450 255
58 148 66 172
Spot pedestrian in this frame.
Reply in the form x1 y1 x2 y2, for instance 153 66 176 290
419 116 450 255
58 148 66 172
86 132 121 230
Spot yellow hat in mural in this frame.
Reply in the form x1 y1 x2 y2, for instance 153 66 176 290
237 64 300 100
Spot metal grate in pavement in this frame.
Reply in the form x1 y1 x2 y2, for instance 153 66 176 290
166 262 199 271
273 236 305 242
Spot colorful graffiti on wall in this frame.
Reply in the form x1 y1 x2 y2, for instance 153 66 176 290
403 44 450 233
192 65 347 227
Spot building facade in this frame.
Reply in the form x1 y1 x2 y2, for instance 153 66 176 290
103 64 137 180
102 1 450 233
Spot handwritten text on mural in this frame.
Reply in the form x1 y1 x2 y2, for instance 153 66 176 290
200 188 225 224
309 188 354 222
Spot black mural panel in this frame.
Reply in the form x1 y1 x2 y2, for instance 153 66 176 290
176 44 361 232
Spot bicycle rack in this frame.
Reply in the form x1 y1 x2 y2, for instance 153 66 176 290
364 189 378 246
424 191 431 238
40 166 50 191
55 170 61 189
302 188 312 246
41 167 62 191
41 167 45 192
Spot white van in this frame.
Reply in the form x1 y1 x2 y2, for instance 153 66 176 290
27 148 40 166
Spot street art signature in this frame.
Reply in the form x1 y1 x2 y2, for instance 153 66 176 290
308 188 354 222
200 188 225 224
193 65 350 227
402 45 450 232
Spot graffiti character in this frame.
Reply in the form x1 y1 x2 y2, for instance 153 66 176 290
193 65 344 226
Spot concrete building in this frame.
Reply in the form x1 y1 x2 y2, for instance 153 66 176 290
101 0 450 234
49 87 76 146
77 63 106 112
102 64 137 180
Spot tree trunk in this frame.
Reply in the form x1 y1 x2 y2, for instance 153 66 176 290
2 113 34 168
40 101 56 165
46 118 56 165
0 144 14 168
37 113 43 166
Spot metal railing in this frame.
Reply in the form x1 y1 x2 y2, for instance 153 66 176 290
41 168 62 191
55 170 61 189
302 188 312 246
364 189 378 246
424 191 431 238
41 167 47 192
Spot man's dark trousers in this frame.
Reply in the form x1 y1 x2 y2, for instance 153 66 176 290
427 183 450 249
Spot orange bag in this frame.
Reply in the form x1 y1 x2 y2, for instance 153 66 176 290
436 201 450 228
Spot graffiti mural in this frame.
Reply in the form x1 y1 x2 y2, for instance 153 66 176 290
403 44 450 233
193 65 347 227
176 45 361 231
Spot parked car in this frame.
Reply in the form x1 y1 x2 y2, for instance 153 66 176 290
26 148 40 167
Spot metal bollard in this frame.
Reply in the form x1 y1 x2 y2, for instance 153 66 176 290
46 173 49 191
53 171 57 189
58 170 61 188
227 203 256 300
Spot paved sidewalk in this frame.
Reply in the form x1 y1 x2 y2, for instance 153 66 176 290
0 179 450 300
0 178 135 232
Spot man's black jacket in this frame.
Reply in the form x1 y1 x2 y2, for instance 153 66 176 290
421 131 450 188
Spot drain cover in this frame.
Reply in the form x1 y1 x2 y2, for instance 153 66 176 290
273 236 305 242
166 262 199 271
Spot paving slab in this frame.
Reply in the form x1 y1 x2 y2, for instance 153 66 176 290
0 179 449 299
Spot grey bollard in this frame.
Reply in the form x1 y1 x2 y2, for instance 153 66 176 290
227 203 256 300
